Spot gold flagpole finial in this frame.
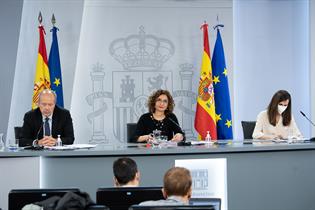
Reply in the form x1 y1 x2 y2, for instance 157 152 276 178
38 11 43 25
51 14 56 26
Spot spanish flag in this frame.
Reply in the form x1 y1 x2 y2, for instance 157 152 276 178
194 23 217 140
32 25 51 109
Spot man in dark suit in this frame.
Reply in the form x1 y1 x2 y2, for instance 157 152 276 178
20 89 74 147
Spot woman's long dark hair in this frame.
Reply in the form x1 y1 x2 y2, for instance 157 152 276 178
147 89 174 115
267 90 291 126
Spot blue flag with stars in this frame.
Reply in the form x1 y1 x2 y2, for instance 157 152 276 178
212 28 233 139
48 26 64 107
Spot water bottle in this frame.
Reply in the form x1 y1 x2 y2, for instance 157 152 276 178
205 131 211 142
56 135 62 146
0 133 4 150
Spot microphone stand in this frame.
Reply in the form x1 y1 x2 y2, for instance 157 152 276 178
167 116 190 146
300 111 315 141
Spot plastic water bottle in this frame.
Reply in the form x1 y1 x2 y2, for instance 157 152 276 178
56 135 62 146
0 133 4 150
205 131 211 142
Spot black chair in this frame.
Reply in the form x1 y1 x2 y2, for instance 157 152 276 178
14 126 22 140
241 121 256 139
127 123 137 143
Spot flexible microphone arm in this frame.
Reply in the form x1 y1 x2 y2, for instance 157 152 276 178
167 116 186 141
300 111 315 142
300 111 315 127
36 122 44 141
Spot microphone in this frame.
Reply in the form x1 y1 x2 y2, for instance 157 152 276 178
166 115 187 145
32 122 44 149
24 123 44 150
300 111 315 141
300 111 315 126
36 122 44 141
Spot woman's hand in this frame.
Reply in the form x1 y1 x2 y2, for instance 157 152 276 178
171 133 184 142
137 135 153 143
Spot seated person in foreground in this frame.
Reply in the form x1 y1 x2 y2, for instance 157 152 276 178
113 157 140 187
134 89 185 143
139 167 192 206
20 89 75 147
252 90 303 140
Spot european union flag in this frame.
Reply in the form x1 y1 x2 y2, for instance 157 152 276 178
212 28 233 139
48 26 64 107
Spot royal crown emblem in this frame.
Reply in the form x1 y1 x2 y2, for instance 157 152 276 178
109 26 175 71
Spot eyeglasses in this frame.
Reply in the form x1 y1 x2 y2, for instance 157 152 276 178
156 99 168 104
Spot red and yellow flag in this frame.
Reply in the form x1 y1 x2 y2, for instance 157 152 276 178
32 25 51 109
194 23 217 140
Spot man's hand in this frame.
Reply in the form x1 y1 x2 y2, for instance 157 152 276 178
38 136 56 146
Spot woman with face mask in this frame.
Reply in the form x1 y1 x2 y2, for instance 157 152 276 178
252 90 303 140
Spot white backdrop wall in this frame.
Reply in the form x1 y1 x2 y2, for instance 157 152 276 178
0 0 22 137
3 0 313 144
6 0 84 145
311 0 315 136
71 0 233 144
233 0 310 139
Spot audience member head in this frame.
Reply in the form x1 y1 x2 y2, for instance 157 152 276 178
147 89 174 115
37 89 57 117
267 90 292 126
162 167 192 203
113 157 140 187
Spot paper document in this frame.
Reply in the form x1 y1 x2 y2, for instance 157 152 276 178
189 141 213 145
44 144 97 150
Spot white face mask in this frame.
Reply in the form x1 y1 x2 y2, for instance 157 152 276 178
278 105 287 115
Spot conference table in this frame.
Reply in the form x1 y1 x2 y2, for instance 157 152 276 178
1 140 315 210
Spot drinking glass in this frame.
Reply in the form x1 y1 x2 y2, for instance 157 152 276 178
159 135 168 142
9 138 19 151
152 129 161 142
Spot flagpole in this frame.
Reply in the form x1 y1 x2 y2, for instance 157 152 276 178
51 14 56 26
214 15 224 30
38 11 42 26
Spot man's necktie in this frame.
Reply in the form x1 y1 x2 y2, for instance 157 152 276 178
44 117 51 136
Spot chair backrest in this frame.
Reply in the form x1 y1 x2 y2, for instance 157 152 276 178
8 188 80 210
96 186 164 210
241 121 256 139
127 123 138 143
14 126 23 140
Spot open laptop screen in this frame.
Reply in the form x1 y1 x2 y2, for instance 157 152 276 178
9 188 80 210
97 187 164 210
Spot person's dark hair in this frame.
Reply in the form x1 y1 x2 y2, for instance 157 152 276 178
113 157 138 185
163 167 192 197
267 90 292 126
147 89 174 115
